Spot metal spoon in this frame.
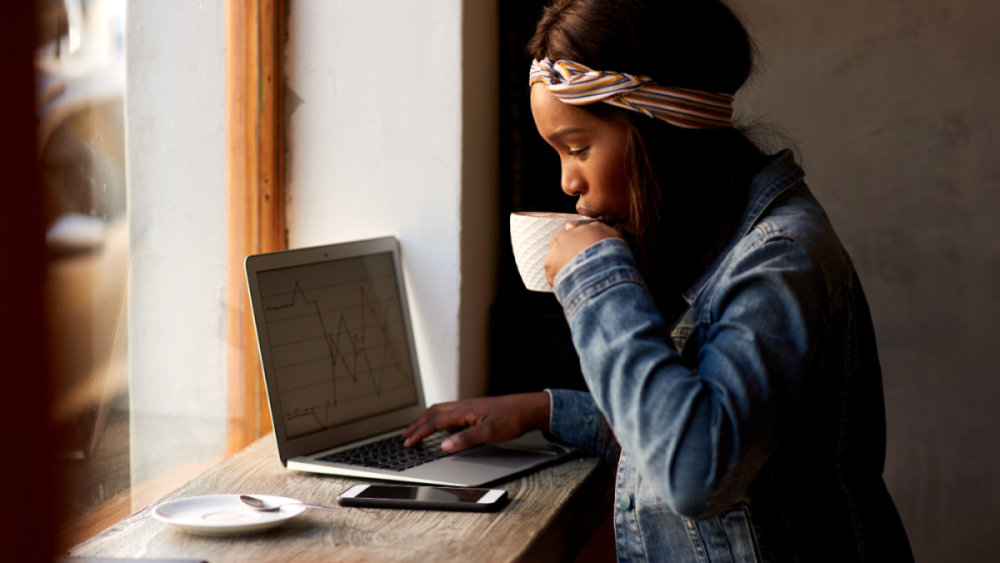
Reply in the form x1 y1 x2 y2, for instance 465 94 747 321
239 494 344 512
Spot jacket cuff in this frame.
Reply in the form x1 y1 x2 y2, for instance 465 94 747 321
545 388 602 451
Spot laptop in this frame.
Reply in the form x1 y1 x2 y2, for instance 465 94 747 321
245 236 573 486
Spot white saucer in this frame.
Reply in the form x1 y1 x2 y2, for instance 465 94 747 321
152 494 307 536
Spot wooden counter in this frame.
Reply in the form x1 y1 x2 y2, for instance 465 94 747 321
68 435 613 563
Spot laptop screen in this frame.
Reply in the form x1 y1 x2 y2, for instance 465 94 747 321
255 251 419 440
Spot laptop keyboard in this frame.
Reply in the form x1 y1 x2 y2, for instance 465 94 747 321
315 431 453 472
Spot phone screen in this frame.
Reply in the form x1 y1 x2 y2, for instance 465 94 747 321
356 485 488 503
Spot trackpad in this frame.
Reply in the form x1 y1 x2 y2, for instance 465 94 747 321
454 445 552 469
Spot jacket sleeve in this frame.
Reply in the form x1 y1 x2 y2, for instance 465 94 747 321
545 388 620 464
553 237 828 519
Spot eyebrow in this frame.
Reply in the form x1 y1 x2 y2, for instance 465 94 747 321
548 127 586 142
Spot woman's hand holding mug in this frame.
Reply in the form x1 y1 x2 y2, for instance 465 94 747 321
544 221 624 287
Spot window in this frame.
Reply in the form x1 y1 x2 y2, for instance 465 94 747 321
33 0 286 549
37 0 132 546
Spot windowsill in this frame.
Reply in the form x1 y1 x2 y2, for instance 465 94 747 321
60 454 225 552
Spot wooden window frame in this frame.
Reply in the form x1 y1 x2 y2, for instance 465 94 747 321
226 0 287 455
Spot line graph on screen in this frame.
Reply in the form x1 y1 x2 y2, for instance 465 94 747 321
262 273 415 436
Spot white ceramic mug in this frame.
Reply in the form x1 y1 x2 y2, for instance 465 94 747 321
510 212 599 292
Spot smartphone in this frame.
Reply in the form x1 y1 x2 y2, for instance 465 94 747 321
338 484 508 512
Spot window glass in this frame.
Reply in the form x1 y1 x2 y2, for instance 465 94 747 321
38 0 129 535
38 0 229 547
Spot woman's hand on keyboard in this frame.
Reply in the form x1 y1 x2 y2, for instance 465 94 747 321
401 393 551 453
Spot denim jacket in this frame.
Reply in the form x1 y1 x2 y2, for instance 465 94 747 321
547 151 913 562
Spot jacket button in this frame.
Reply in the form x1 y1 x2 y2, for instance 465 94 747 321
619 493 632 511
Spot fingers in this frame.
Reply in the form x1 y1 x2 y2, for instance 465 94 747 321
403 420 455 447
402 402 457 439
545 223 623 285
402 393 551 451
402 404 479 447
441 420 495 453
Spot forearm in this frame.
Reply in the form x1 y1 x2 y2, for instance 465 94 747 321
566 277 740 517
553 238 822 519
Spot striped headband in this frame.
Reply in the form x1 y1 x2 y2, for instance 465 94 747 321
529 58 734 130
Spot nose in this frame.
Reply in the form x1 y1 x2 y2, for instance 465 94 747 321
561 160 585 197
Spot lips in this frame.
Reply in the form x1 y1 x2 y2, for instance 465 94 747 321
576 206 604 221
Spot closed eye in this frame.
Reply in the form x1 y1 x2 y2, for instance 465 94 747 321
567 147 589 157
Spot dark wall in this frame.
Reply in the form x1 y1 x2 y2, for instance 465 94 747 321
491 0 587 396
734 1 1000 560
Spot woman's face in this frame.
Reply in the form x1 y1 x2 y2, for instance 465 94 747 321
530 85 631 225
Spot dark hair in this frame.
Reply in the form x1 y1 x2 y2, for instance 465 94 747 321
529 0 769 320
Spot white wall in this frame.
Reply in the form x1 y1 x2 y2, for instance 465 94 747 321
121 0 496 489
126 1 228 484
286 0 498 405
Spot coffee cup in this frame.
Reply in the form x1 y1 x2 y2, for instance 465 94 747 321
510 212 599 292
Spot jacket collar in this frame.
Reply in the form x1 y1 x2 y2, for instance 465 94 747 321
682 149 806 305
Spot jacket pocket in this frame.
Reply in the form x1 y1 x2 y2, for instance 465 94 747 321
690 501 764 563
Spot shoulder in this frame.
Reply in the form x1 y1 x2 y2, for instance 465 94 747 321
704 183 853 320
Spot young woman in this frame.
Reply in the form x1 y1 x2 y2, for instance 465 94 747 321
404 0 914 560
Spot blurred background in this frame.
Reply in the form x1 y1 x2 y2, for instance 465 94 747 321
35 0 130 535
32 0 229 550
